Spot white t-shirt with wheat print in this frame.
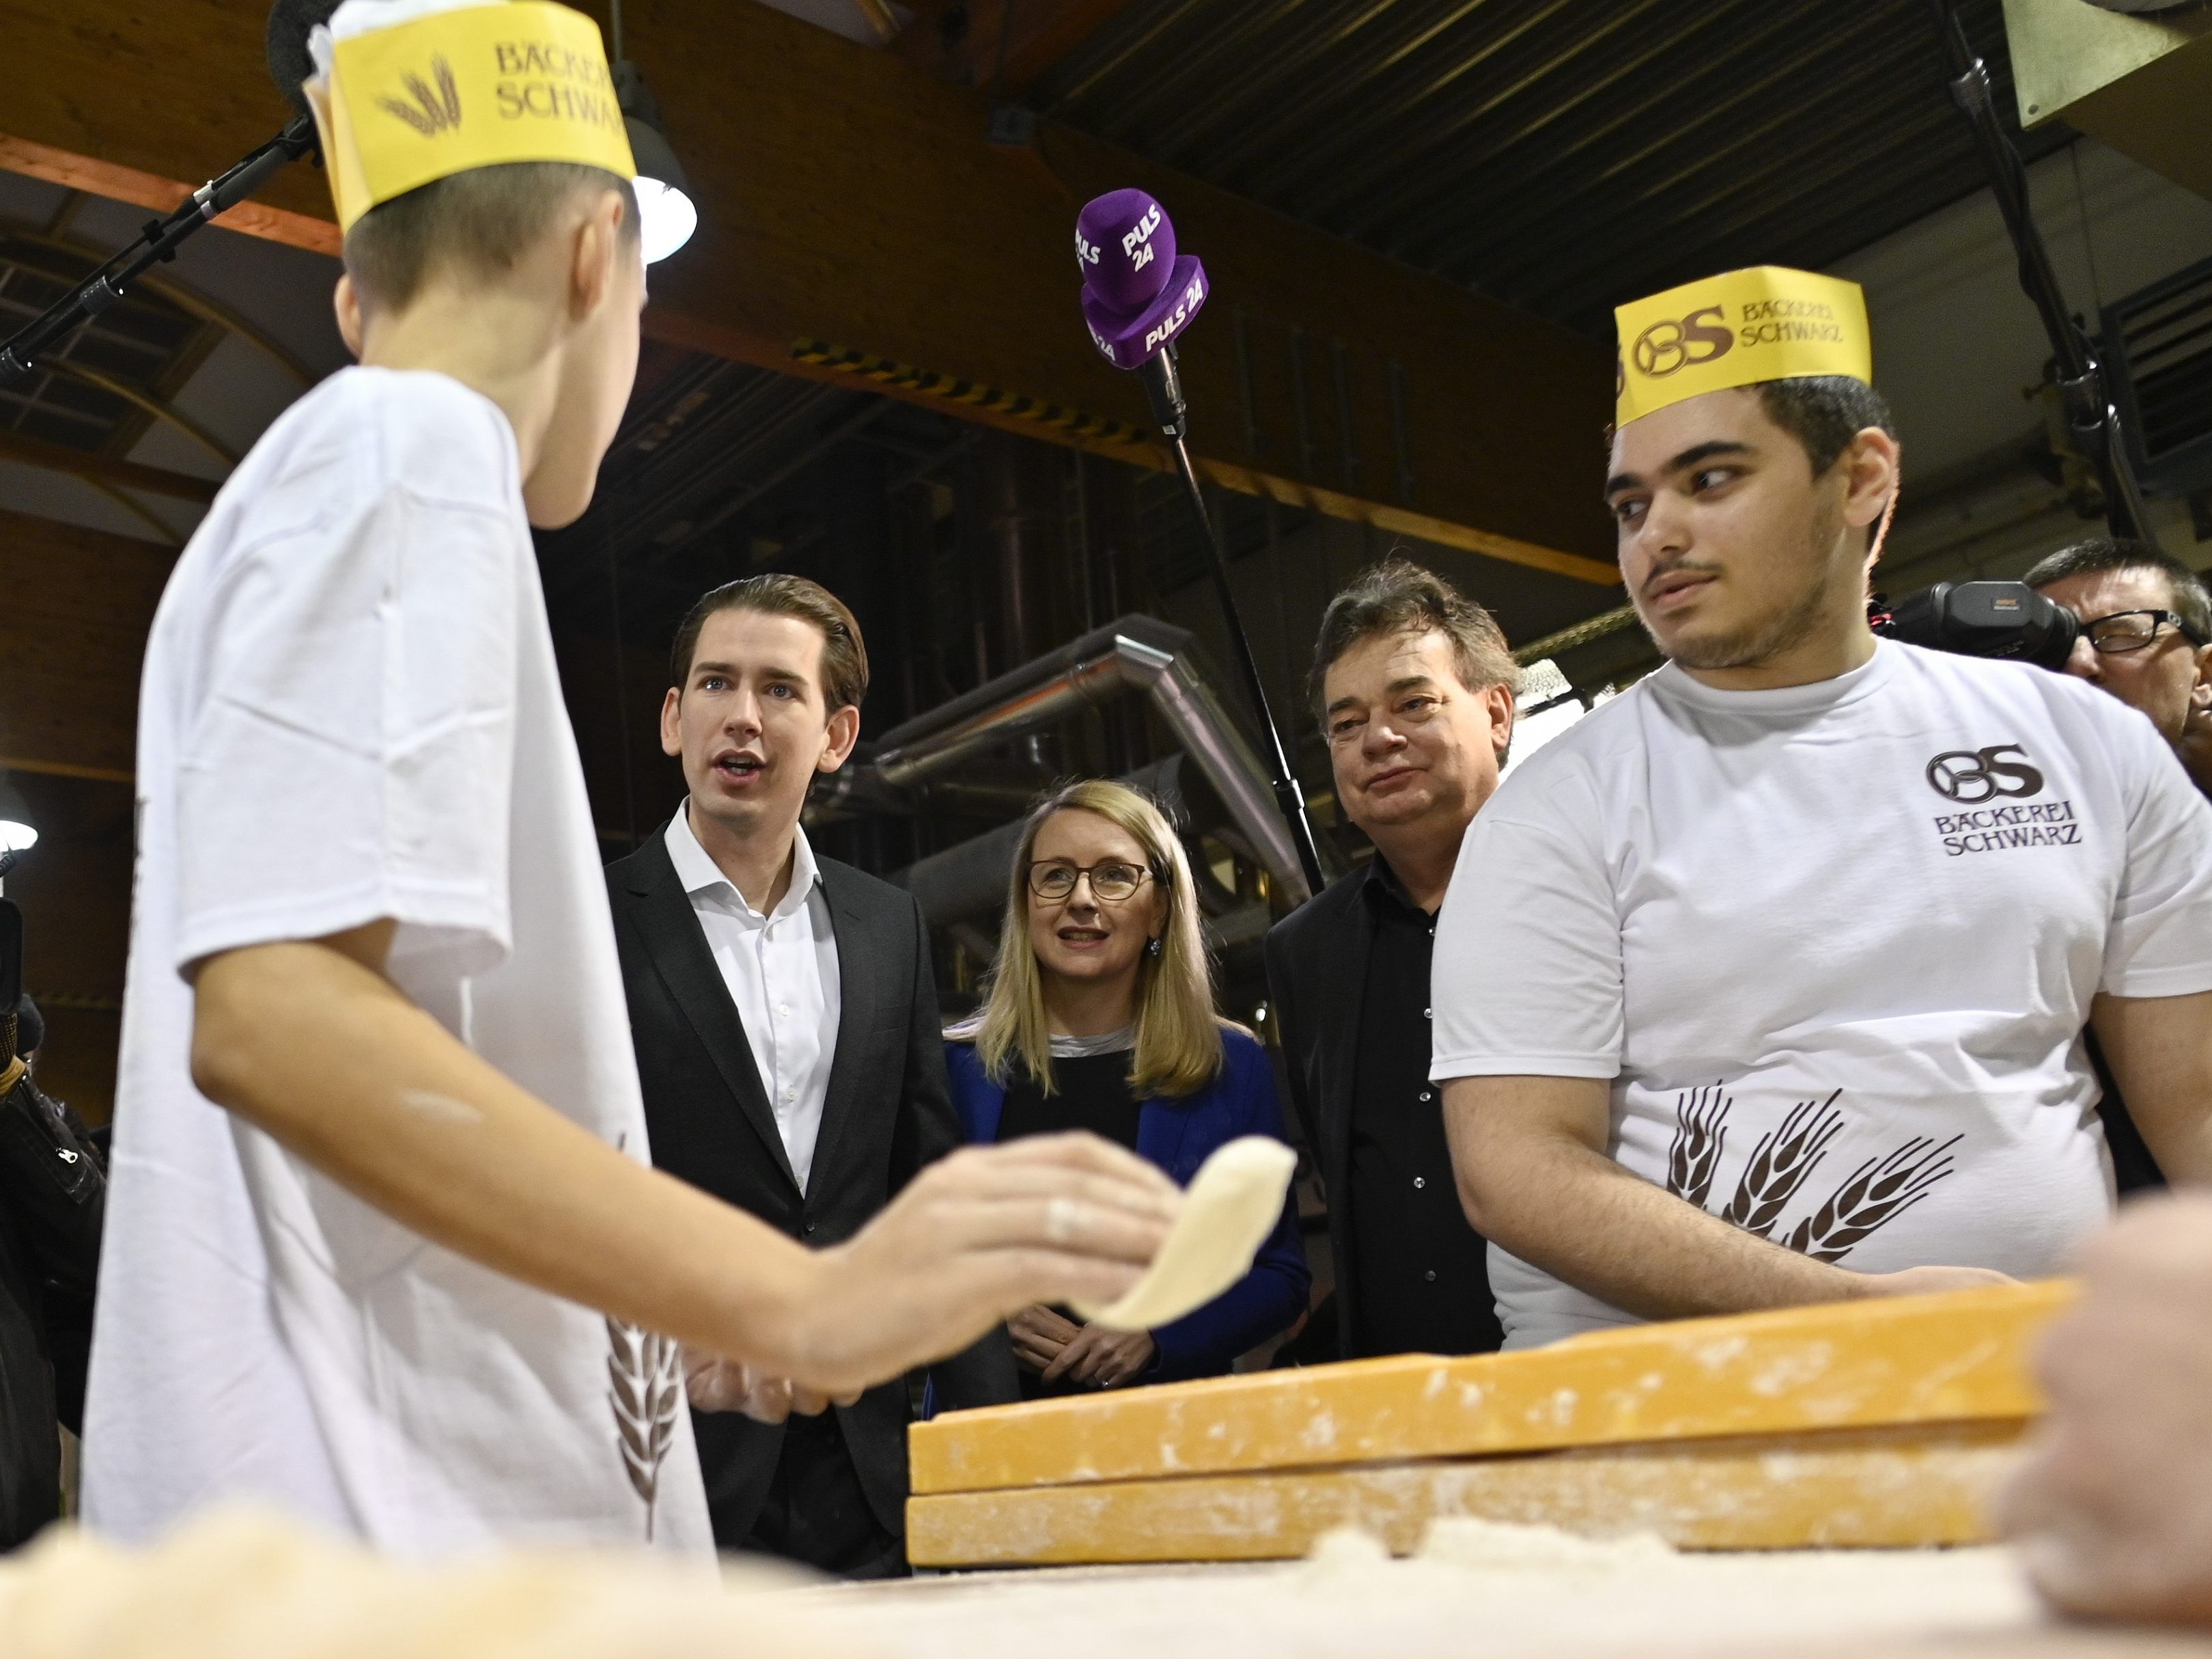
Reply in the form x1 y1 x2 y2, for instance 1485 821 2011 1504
1431 639 2212 1350
83 369 712 1558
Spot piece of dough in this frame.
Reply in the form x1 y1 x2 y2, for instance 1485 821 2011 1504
1072 1136 1297 1330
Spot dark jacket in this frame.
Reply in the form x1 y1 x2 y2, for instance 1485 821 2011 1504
604 833 1017 1550
944 1028 1311 1380
0 1069 103 1550
1263 867 1375 1361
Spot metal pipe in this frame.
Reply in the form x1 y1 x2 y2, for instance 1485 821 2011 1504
893 758 1186 927
852 613 1321 906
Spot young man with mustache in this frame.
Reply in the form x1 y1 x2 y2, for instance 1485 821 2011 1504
604 575 1018 1578
1430 266 2212 1351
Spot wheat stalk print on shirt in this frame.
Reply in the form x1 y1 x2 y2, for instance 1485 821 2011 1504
604 1318 684 1544
1664 1087 1961 1266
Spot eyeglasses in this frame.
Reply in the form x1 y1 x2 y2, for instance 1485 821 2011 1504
2082 609 2211 655
1026 859 1153 903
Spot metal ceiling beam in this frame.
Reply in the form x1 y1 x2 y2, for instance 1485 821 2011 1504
79 477 186 547
1403 3 1860 275
0 428 219 502
40 360 239 468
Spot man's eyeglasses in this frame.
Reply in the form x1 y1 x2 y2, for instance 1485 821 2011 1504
1026 860 1153 903
2083 609 2211 655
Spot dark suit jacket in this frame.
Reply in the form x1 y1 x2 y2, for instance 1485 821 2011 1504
605 832 1017 1549
1263 866 1376 1362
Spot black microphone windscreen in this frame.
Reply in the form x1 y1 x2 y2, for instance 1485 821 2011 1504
267 0 346 117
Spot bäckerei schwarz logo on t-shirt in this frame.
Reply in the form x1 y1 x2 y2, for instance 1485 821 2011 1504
1922 744 2081 856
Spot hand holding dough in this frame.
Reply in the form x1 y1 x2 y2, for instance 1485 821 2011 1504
1071 1136 1298 1331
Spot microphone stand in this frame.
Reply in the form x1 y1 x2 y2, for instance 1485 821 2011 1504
1139 346 1328 898
1924 0 2155 546
0 115 320 389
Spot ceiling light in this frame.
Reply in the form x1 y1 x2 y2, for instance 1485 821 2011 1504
609 1 696 264
0 775 35 856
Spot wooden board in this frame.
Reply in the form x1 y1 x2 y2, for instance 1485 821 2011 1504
911 1282 2073 1496
907 1420 2031 1567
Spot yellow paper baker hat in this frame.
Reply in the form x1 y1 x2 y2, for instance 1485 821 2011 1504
1614 266 1871 428
307 0 636 236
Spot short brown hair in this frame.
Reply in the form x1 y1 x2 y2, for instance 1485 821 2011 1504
669 574 871 713
345 163 640 312
1308 556 1518 719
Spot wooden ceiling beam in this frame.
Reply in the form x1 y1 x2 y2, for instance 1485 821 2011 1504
0 0 1620 586
0 507 173 783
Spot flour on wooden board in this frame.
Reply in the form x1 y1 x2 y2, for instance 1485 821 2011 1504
795 1522 2045 1659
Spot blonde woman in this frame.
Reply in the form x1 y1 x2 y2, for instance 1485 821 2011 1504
946 781 1309 1395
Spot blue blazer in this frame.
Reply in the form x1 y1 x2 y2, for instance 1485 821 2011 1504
945 1028 1311 1382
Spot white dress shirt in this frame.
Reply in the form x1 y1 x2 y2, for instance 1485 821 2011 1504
664 805 842 1194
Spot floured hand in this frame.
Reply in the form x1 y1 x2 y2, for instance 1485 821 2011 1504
684 1352 860 1423
781 1132 1180 1394
1998 1195 2212 1628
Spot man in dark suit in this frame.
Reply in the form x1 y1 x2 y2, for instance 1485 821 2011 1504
1265 559 1519 1362
606 574 1015 1577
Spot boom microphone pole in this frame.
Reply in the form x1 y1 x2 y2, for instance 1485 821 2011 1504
1076 189 1326 899
0 0 336 390
0 119 319 389
1924 0 2157 547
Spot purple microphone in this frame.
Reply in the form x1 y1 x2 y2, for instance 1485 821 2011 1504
1065 189 1327 897
1077 189 1207 374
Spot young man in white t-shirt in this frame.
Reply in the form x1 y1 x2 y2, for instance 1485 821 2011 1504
1429 266 2212 1350
82 0 1175 1557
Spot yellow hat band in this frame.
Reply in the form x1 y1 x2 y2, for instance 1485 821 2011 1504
312 1 636 235
1614 266 1871 428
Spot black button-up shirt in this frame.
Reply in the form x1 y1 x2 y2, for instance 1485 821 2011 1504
1344 860 1503 1358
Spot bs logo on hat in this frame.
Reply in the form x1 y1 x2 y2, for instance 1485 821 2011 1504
1614 266 1872 428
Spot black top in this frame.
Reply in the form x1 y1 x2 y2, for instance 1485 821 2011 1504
998 1050 1145 1399
1344 861 1503 1359
998 1050 1145 1154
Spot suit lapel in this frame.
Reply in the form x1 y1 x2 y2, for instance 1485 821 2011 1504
625 835 800 1193
809 864 876 1190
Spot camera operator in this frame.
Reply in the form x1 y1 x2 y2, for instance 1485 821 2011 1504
2026 538 2212 803
0 995 104 1548
1432 266 2212 1351
2013 539 2212 1193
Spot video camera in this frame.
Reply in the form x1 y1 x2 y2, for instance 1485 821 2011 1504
1871 581 2079 672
